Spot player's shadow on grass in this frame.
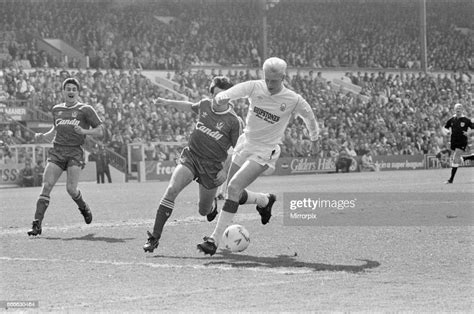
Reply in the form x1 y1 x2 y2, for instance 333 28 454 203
208 251 380 273
152 252 380 273
43 233 134 243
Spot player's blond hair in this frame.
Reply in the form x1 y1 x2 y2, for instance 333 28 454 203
263 57 287 76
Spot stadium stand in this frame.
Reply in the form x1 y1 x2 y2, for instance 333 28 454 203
0 0 472 164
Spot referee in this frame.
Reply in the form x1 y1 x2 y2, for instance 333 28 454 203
444 103 473 183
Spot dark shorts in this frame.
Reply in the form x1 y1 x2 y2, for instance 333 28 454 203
48 144 85 171
336 157 352 168
178 147 222 190
451 142 467 151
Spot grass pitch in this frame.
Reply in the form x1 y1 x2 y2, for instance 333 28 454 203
1 168 473 311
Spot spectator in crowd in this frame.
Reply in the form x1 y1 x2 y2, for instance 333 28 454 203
144 141 156 161
335 142 356 173
97 144 112 184
20 159 34 187
0 84 10 101
89 144 112 184
33 160 44 187
361 152 378 172
436 146 452 168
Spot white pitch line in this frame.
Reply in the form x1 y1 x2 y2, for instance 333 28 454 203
0 213 273 236
0 255 319 275
46 275 328 311
48 276 336 311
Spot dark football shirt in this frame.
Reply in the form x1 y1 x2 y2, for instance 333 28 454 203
52 102 102 146
188 99 241 162
444 116 473 146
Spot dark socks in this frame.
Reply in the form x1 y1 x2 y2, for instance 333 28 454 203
34 194 50 222
238 189 248 205
449 167 458 182
222 199 239 214
152 198 174 239
72 190 87 210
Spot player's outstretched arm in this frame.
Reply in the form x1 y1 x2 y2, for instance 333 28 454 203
296 100 320 141
35 126 56 143
154 97 195 112
294 97 320 154
214 81 254 106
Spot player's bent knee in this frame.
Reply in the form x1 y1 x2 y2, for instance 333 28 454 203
66 185 78 197
198 194 214 215
198 207 208 216
42 180 55 193
262 166 275 176
164 186 181 200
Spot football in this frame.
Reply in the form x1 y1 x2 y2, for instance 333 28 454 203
221 224 250 252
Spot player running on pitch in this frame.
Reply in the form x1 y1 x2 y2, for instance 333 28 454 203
444 103 473 184
27 77 103 236
197 57 320 255
143 76 242 253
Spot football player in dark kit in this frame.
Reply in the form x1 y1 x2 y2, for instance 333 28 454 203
27 78 104 236
444 103 473 184
143 76 242 253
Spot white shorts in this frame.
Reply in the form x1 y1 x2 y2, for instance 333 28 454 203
232 134 281 171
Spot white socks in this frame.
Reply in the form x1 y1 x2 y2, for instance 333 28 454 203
210 210 235 247
244 191 269 207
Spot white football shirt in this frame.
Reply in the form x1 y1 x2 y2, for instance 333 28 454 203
216 80 319 147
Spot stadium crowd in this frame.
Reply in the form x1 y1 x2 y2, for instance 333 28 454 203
1 0 472 71
1 65 471 164
0 0 472 165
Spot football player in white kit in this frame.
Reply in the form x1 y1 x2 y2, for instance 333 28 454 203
198 57 320 255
